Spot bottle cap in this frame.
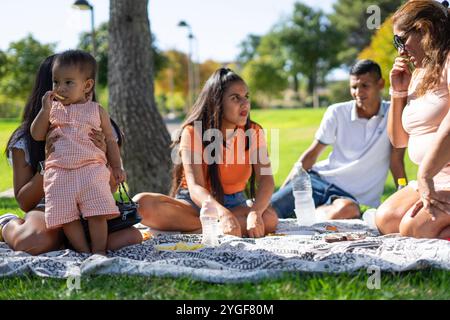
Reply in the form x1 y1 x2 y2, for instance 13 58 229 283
397 178 407 186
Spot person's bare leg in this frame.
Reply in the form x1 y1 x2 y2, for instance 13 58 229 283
375 186 419 234
133 193 201 232
87 216 108 255
262 206 279 234
399 190 450 239
107 227 143 251
63 220 90 253
315 198 360 220
3 210 64 255
437 226 450 239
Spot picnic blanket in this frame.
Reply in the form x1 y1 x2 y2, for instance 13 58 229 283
1 219 449 283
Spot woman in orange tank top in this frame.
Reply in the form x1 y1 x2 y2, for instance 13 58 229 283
134 68 278 238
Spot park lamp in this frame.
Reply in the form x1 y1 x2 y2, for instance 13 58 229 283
177 20 195 111
72 0 96 59
72 0 92 10
177 20 189 28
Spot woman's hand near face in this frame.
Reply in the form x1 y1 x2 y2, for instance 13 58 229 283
41 91 55 112
390 56 412 92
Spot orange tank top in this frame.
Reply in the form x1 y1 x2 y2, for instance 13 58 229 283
178 123 267 194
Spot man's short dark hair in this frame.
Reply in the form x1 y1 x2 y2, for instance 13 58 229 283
350 60 382 80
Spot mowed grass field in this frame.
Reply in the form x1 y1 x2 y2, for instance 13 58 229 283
1 109 448 300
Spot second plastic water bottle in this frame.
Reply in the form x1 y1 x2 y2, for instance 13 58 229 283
200 196 220 246
292 162 316 226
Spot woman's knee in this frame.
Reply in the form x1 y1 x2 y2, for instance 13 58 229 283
375 202 405 234
14 228 62 255
133 192 163 219
133 192 183 230
4 211 62 255
106 227 142 251
375 187 420 234
398 216 416 238
263 207 279 234
399 207 450 239
125 227 143 245
398 215 434 238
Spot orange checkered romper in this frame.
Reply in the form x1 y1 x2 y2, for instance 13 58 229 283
44 101 119 229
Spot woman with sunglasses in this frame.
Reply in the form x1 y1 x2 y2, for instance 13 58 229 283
375 0 450 239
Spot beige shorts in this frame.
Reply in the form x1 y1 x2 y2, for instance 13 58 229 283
44 163 119 228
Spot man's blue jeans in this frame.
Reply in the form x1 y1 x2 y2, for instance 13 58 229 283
271 170 359 218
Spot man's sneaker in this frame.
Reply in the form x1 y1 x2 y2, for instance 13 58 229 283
0 213 19 242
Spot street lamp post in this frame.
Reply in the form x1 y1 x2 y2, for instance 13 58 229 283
72 0 96 59
178 20 195 112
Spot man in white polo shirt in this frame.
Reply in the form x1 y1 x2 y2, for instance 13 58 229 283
271 60 407 220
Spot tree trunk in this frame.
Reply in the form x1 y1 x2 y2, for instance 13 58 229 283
109 0 171 194
292 73 300 101
308 71 319 109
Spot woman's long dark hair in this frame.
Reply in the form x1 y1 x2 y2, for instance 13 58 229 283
170 68 257 204
5 53 122 173
5 55 56 173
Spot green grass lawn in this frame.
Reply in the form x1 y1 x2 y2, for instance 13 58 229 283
0 110 448 300
1 269 449 300
0 119 20 192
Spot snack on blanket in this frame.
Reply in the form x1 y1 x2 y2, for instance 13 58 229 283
345 233 366 241
324 234 346 243
325 225 338 232
141 230 152 241
175 242 204 250
324 233 366 243
156 242 204 251
54 93 65 100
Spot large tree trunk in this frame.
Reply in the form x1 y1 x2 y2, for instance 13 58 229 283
109 0 171 194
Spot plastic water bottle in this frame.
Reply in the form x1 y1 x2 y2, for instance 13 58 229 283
292 162 316 226
200 196 220 246
362 208 378 230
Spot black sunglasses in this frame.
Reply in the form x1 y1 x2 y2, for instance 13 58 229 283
393 34 407 50
393 28 414 51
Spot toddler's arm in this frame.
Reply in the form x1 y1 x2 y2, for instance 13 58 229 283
98 106 125 183
30 91 54 141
